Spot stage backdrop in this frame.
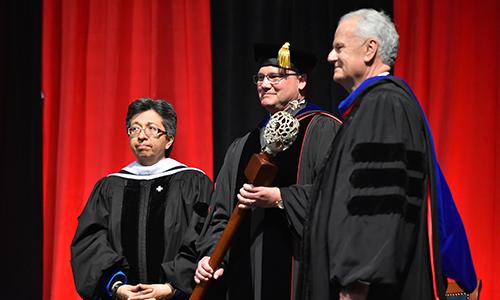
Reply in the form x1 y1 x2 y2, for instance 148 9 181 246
40 0 498 299
394 0 499 299
42 1 212 299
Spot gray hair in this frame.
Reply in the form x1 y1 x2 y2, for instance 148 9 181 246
340 9 399 66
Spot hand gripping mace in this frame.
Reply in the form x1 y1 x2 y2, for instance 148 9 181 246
189 110 300 300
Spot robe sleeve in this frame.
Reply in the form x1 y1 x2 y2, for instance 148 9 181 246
70 178 126 299
330 86 427 287
195 138 243 260
280 114 341 239
161 170 214 294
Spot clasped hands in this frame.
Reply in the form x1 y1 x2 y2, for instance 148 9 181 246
115 283 174 300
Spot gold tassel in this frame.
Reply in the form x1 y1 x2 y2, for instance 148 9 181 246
277 42 291 69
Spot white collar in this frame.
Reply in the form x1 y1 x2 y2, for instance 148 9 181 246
122 158 186 175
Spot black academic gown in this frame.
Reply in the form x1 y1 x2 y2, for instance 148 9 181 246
71 163 213 299
301 77 448 300
197 104 341 300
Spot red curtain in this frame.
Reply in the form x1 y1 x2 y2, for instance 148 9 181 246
394 1 499 299
42 1 212 299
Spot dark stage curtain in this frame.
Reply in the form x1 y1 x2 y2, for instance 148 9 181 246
0 0 42 299
210 0 392 173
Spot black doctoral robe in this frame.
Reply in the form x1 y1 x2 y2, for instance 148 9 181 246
196 103 342 300
71 159 213 299
301 77 476 300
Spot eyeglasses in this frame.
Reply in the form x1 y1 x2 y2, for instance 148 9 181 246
127 125 166 138
252 72 298 85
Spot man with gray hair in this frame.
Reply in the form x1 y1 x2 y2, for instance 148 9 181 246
300 9 476 300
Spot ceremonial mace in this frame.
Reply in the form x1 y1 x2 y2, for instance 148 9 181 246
189 108 300 300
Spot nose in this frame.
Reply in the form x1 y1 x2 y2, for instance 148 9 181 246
260 76 273 88
137 128 148 139
327 49 337 64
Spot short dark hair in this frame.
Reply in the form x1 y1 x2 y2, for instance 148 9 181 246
126 98 176 136
126 98 177 157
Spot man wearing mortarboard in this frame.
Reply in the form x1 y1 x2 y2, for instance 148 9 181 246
187 43 342 300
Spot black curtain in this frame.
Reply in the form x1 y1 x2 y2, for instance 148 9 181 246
211 0 393 174
0 0 42 298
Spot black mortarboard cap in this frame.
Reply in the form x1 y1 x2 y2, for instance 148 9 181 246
254 42 317 74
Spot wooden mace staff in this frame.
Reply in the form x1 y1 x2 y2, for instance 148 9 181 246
189 151 278 300
189 109 300 300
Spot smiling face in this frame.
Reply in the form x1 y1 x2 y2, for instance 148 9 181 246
256 66 306 114
327 17 369 91
128 109 174 166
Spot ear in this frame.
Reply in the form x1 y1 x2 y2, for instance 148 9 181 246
364 39 378 63
165 136 175 150
298 74 307 91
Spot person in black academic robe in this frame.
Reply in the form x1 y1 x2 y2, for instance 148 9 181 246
191 43 342 300
71 98 213 300
300 9 476 300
